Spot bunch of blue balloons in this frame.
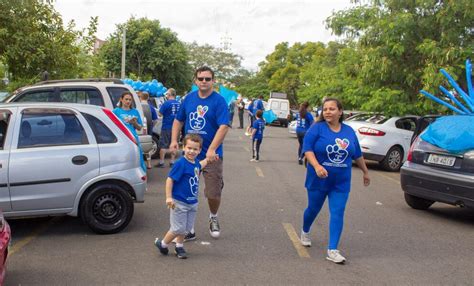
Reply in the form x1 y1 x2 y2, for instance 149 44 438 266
420 59 473 115
122 78 168 97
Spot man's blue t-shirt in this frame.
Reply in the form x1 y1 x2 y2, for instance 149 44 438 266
112 108 143 139
302 122 362 193
247 102 254 116
253 99 264 111
176 91 230 160
159 99 180 130
252 118 265 140
168 157 202 205
296 112 314 134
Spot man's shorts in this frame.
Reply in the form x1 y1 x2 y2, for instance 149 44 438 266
158 129 172 149
202 159 224 199
169 200 198 235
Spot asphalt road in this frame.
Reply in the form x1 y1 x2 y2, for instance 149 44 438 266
5 119 474 285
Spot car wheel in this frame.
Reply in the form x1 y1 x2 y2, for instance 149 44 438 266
80 183 134 234
404 193 434 210
380 146 403 171
150 135 160 159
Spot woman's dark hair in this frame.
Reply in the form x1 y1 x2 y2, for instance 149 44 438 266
317 97 344 123
118 91 133 108
299 101 309 119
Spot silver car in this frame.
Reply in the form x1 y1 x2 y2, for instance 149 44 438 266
0 103 146 234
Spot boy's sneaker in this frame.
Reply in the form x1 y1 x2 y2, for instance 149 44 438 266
154 238 169 255
326 249 346 264
298 158 303 165
169 162 175 167
209 217 220 238
184 231 196 241
155 162 165 168
300 231 311 247
250 158 256 162
175 247 187 259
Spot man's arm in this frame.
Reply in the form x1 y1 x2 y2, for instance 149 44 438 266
206 125 229 161
169 119 184 152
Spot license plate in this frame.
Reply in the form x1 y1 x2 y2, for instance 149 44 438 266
427 154 456 167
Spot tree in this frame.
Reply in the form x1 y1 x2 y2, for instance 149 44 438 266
99 17 192 94
186 42 244 82
0 0 98 86
326 0 474 115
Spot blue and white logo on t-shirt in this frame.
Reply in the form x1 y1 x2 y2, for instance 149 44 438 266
326 138 350 164
189 167 200 197
189 105 208 131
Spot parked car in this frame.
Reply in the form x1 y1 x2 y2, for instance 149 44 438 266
288 120 297 136
345 114 418 171
400 115 473 210
0 92 8 102
3 78 153 156
0 211 10 285
147 96 165 159
0 103 146 234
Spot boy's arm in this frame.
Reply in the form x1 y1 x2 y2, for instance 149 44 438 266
165 177 175 209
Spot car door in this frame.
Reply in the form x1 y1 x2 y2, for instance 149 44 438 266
395 117 418 160
0 108 15 212
8 107 99 212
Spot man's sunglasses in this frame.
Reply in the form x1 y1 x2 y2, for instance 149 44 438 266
197 77 212 82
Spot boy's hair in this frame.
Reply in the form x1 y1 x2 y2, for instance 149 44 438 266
255 109 263 118
183 134 203 148
195 66 215 79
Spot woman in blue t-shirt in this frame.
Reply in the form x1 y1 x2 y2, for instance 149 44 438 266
300 97 370 264
113 91 146 172
295 102 314 165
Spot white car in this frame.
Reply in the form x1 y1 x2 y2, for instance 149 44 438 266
288 120 297 137
345 114 418 171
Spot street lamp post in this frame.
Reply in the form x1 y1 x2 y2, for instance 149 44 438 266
121 27 126 79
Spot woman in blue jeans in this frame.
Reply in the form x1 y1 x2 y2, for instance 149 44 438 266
295 102 314 165
300 97 370 264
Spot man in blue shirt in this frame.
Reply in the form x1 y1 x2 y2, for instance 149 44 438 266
170 66 230 240
157 88 181 168
253 95 265 112
250 110 265 162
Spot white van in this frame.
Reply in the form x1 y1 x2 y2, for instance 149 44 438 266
267 98 290 127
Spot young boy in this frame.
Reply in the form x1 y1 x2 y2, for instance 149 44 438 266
250 109 265 162
154 134 208 259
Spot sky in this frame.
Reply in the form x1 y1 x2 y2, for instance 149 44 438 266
54 0 353 71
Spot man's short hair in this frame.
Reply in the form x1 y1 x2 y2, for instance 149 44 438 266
183 133 203 148
195 66 214 79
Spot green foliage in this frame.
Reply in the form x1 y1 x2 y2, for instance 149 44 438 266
99 17 192 94
0 0 98 85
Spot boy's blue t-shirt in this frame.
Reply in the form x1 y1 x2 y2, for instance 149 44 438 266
176 91 230 160
296 112 314 133
253 99 264 111
168 157 202 205
252 118 265 140
302 122 362 193
159 99 180 130
247 103 254 116
112 108 143 138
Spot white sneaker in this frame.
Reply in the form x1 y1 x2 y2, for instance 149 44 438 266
244 132 250 136
326 249 346 264
250 158 256 162
300 231 311 247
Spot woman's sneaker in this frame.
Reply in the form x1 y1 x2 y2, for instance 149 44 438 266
326 249 346 264
300 231 311 247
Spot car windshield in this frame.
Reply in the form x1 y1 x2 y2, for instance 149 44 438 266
346 113 375 121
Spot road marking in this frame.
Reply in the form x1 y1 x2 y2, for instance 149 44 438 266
376 172 400 185
255 166 264 177
9 217 62 256
282 223 310 258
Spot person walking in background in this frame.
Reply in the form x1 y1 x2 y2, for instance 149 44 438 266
300 97 370 264
253 95 265 113
157 88 180 168
236 96 245 129
154 134 208 259
250 109 265 162
296 102 314 165
139 91 156 169
245 98 254 136
169 66 230 240
228 99 235 128
113 91 146 172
